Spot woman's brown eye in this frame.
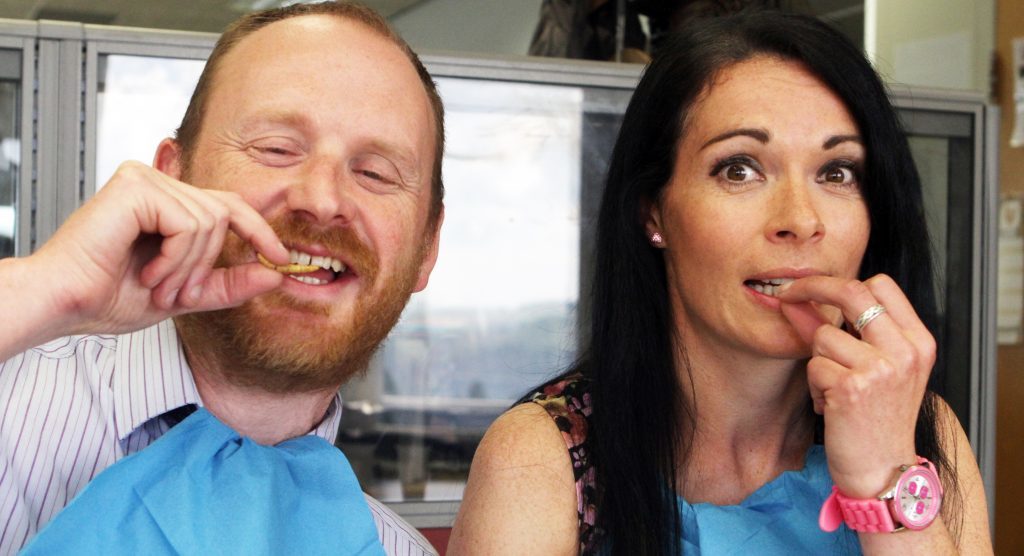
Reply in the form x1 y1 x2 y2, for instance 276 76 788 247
826 168 845 182
726 164 749 181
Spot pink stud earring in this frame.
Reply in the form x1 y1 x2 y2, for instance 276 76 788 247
650 232 664 247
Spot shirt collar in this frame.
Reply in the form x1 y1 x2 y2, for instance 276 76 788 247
112 319 342 444
315 390 344 444
112 319 202 442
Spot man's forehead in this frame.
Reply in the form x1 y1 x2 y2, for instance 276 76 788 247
209 14 430 125
197 13 436 183
226 15 398 69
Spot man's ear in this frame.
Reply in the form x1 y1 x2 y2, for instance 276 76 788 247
413 207 444 293
153 138 184 180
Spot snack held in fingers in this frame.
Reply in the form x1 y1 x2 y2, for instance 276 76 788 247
256 252 320 274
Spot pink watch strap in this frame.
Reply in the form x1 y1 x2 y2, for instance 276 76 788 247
819 457 940 533
835 488 897 532
819 486 896 532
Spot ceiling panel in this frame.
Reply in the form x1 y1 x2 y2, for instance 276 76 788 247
0 0 425 32
0 1 864 56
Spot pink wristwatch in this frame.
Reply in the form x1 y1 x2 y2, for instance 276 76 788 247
819 456 943 533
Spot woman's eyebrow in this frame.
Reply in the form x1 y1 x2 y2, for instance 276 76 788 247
700 128 770 150
822 134 862 150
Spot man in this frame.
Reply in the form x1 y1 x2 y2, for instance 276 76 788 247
0 2 443 554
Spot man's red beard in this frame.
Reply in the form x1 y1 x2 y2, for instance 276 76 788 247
175 213 425 394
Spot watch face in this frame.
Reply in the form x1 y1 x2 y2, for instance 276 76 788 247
894 466 942 530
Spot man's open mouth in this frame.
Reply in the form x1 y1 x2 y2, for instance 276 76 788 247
257 249 349 286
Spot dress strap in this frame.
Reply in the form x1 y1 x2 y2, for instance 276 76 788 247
526 373 603 554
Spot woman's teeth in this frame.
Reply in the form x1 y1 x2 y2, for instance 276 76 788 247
747 278 794 297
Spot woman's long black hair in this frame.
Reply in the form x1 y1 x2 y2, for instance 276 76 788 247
572 9 961 554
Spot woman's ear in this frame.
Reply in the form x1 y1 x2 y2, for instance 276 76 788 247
642 198 665 246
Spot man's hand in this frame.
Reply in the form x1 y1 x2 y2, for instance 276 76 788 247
0 161 289 359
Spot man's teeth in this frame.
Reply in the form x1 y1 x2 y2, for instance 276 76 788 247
749 278 795 297
288 249 346 273
290 275 328 286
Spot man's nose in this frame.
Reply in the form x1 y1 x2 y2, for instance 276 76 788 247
764 176 825 244
286 156 358 225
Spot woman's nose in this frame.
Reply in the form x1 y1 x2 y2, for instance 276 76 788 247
764 177 825 243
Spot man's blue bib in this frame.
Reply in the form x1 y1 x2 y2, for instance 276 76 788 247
23 408 385 555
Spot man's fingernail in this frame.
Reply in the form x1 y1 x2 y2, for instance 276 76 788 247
189 285 203 302
777 281 792 293
166 289 179 307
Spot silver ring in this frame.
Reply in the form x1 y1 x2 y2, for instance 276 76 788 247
853 304 887 333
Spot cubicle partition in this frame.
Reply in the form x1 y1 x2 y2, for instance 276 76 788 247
0 18 997 529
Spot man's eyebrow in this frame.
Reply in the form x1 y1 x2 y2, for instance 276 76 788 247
699 128 770 150
823 134 862 150
238 111 312 134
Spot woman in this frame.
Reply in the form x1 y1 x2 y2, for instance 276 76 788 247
448 10 992 556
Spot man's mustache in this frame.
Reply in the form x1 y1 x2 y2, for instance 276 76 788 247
228 211 380 284
265 215 379 284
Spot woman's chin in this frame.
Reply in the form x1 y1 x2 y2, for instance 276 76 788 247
749 330 814 361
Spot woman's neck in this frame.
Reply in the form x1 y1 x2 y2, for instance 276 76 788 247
675 337 816 505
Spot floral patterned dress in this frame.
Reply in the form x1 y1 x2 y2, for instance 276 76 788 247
523 372 603 554
522 375 855 555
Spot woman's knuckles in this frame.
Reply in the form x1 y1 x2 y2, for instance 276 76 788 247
890 345 920 374
839 279 872 304
832 358 917 401
832 372 869 405
863 273 895 292
908 330 937 367
811 323 833 347
871 355 900 379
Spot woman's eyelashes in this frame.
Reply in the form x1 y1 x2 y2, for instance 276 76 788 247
816 159 863 191
708 153 863 192
710 155 763 187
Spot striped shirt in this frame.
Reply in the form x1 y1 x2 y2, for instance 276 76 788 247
0 319 436 556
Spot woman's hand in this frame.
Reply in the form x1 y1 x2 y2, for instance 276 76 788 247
776 273 935 499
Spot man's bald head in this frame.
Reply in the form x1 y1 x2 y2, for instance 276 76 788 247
175 1 445 223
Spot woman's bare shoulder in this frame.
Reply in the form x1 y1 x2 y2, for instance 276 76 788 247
448 402 579 555
478 402 572 465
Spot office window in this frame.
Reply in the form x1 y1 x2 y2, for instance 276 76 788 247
0 48 21 258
